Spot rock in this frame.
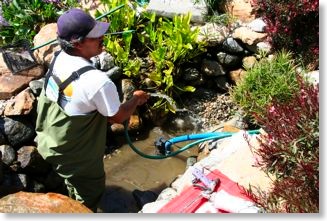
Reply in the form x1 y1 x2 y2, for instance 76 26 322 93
242 56 257 70
222 37 245 54
0 129 5 145
90 51 115 71
304 70 319 84
41 170 65 192
0 186 17 199
0 117 35 148
16 146 51 175
146 0 207 24
214 75 230 92
214 134 274 191
0 144 16 165
228 68 247 84
232 27 267 46
0 154 3 183
217 52 242 68
180 88 239 130
247 18 267 33
32 23 60 67
121 79 136 102
182 67 201 81
0 191 92 213
224 0 255 22
198 138 222 160
222 125 241 133
105 66 122 81
80 0 106 17
128 114 142 131
0 65 45 100
29 78 44 96
197 23 229 46
186 156 197 170
4 88 35 116
110 114 142 134
201 59 225 77
156 187 177 201
132 189 158 209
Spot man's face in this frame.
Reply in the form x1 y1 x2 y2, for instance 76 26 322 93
79 36 104 59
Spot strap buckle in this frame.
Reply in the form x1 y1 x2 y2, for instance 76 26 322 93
191 166 220 199
72 71 80 80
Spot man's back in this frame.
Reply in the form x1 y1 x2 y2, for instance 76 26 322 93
45 50 121 117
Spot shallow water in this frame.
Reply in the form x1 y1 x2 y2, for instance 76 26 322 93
98 127 199 213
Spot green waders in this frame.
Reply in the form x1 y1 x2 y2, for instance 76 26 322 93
35 90 107 212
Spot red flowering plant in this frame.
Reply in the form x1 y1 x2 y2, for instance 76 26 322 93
246 76 319 212
251 0 319 70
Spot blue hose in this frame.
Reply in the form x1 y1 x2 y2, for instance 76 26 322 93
124 121 260 160
164 130 260 151
164 132 234 150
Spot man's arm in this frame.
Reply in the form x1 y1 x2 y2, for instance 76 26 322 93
108 90 149 124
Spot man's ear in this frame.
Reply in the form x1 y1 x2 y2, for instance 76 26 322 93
73 41 84 51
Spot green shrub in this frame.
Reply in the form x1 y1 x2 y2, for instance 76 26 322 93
230 50 300 121
99 0 141 78
0 0 79 45
100 0 207 115
139 12 207 114
246 76 319 212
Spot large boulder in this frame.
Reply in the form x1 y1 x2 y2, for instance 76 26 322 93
33 23 60 67
0 55 44 100
0 191 92 213
223 0 255 22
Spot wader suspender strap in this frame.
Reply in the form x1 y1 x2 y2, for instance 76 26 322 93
58 66 95 92
44 50 61 91
44 51 96 92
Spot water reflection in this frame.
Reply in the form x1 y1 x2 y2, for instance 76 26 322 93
99 127 199 212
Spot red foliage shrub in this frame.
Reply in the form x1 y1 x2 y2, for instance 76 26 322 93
252 0 319 70
247 76 319 212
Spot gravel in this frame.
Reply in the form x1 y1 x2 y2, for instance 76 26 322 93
179 88 240 131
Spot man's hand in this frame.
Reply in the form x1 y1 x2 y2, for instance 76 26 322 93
133 90 150 106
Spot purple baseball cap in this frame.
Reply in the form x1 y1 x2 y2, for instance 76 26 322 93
57 8 110 41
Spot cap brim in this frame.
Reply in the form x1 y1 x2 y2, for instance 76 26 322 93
85 21 110 38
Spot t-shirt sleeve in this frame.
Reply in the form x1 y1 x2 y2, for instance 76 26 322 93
91 80 121 117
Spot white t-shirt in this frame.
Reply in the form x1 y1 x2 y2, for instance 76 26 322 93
45 51 121 117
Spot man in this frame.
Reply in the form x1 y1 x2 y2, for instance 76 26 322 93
35 8 149 212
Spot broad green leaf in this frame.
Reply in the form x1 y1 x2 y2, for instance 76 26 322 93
12 0 22 11
174 85 196 92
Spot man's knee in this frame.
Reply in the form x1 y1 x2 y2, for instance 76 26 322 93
65 175 105 211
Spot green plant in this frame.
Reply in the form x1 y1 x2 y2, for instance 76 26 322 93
102 5 206 115
230 50 300 121
99 0 142 77
140 12 206 113
97 0 135 33
107 32 141 77
246 76 319 212
0 0 78 45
